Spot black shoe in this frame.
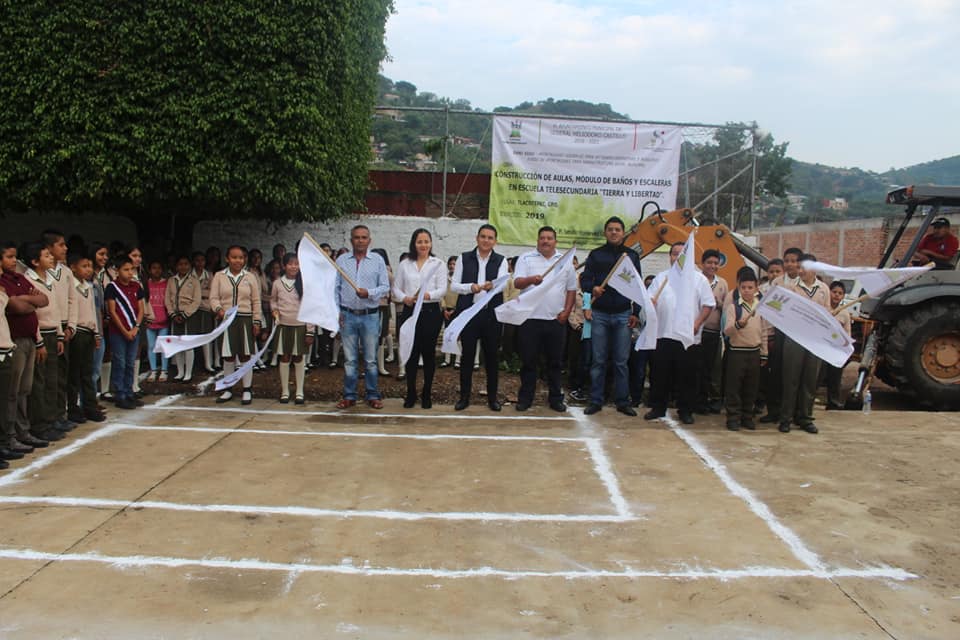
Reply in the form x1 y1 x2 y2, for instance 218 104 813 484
0 448 25 460
9 440 34 454
549 401 567 412
116 398 137 410
708 402 723 414
0 459 7 469
759 414 779 424
616 405 637 417
643 409 665 420
84 410 107 422
825 403 843 411
584 404 602 415
568 389 587 402
726 421 740 431
67 412 87 425
133 397 145 407
778 422 791 433
52 419 75 432
455 398 469 411
241 388 253 406
18 433 48 448
801 423 819 434
421 397 432 409
694 406 711 416
36 429 64 441
488 401 502 412
294 396 305 406
403 395 416 409
741 419 756 431
279 395 290 404
679 413 695 425
515 402 531 412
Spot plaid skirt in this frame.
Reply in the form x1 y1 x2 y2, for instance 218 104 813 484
222 314 255 358
274 324 307 357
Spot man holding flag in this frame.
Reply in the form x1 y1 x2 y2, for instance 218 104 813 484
507 226 577 412
579 217 643 416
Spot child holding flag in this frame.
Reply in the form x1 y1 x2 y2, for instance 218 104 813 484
723 267 764 431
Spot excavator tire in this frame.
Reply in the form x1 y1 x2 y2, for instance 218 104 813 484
883 300 960 410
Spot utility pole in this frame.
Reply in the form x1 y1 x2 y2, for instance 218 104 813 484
441 105 449 218
713 154 719 220
750 123 759 233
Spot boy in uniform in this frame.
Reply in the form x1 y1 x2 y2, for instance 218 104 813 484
723 267 765 430
43 230 78 431
760 249 802 425
824 280 852 410
67 253 105 423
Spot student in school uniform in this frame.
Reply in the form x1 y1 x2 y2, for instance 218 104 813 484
824 280 853 410
23 242 66 441
67 253 105 423
1 242 51 451
697 249 729 414
89 242 110 404
723 267 765 431
760 249 803 425
104 255 146 410
392 229 447 409
0 288 44 462
779 253 830 434
271 253 313 404
145 260 170 382
42 230 78 431
209 245 262 405
191 251 217 372
165 256 201 382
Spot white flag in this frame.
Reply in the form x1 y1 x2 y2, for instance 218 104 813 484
801 260 934 297
667 231 699 349
297 234 340 335
441 274 511 355
495 246 576 326
399 261 443 367
758 285 854 368
153 306 239 359
605 255 658 351
215 323 279 391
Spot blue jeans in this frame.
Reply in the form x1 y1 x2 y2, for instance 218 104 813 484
108 330 139 401
589 309 631 407
341 311 380 400
146 327 169 372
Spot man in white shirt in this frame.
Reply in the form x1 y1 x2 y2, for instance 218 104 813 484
512 226 577 412
645 242 715 424
451 224 509 411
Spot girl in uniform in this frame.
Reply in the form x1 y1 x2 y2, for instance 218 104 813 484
209 246 262 405
270 253 313 404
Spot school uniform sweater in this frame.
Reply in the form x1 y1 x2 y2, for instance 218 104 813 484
24 269 63 338
48 262 78 331
209 269 262 324
73 279 100 337
270 278 315 332
165 273 201 320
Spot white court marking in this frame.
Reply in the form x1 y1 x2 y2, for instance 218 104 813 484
0 398 917 582
143 404 575 421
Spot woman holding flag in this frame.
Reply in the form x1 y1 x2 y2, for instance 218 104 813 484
392 229 446 409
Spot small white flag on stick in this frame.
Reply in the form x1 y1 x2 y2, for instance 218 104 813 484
297 233 341 335
153 306 239 359
215 323 279 391
667 231 699 349
495 246 576 326
399 261 443 367
605 255 658 351
758 285 854 368
801 260 934 297
441 274 511 355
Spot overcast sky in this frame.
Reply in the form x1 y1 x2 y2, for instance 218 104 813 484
382 0 959 172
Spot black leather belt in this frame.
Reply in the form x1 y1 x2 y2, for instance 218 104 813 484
341 307 379 316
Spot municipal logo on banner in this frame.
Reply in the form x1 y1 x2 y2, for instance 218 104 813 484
489 115 682 247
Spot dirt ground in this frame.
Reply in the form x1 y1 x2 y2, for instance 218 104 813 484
0 369 958 638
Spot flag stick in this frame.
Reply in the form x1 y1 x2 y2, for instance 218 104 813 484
540 245 576 279
832 294 869 316
651 276 669 305
599 253 627 288
303 232 359 292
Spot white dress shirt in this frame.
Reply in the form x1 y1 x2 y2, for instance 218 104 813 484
451 249 509 296
391 256 447 304
649 268 716 345
512 249 577 320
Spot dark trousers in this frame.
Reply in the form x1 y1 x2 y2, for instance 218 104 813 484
459 309 500 401
566 326 583 389
0 355 12 446
764 331 785 419
68 329 97 414
781 336 821 426
724 349 760 424
399 304 443 401
824 363 844 408
698 329 722 409
629 348 652 406
518 318 565 405
8 337 36 436
649 338 698 415
29 330 59 428
57 324 69 420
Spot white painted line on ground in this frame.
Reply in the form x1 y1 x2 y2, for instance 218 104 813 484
0 495 634 523
0 424 125 489
569 407 633 519
151 394 184 408
143 404 574 422
117 423 585 443
0 547 916 581
662 414 827 573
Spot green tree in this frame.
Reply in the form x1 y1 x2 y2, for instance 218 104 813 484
0 1 393 222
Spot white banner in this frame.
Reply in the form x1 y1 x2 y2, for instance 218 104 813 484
495 246 576 326
297 234 340 335
441 274 511 355
399 261 443 367
153 306 238 359
490 115 682 246
758 286 854 368
604 254 658 351
801 260 934 297
215 323 279 391
666 231 699 349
